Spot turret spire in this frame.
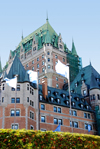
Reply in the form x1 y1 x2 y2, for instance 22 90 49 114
71 39 77 56
46 11 48 23
22 30 23 40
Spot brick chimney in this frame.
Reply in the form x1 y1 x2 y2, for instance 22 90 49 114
42 76 48 99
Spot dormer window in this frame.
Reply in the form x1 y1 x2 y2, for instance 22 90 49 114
81 104 83 108
75 83 77 87
72 102 75 107
77 97 79 101
51 97 54 102
97 78 99 82
55 92 58 96
47 43 49 46
40 95 42 101
57 98 60 103
87 105 89 109
66 100 69 105
63 94 65 98
82 99 84 102
81 80 84 84
83 90 86 96
48 90 51 94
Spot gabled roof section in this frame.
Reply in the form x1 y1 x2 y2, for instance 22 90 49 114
90 73 99 90
7 55 29 83
70 64 100 94
71 40 77 56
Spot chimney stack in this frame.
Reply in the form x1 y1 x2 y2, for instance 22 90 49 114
42 76 48 99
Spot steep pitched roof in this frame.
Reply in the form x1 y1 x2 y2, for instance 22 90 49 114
17 19 58 48
71 40 77 56
70 64 100 94
6 55 29 82
39 84 93 112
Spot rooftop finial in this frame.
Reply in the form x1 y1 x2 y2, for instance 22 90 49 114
22 30 23 40
46 11 48 22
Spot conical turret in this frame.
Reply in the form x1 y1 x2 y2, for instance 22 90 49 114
71 40 77 56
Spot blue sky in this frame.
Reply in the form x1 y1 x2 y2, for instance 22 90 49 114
0 0 100 72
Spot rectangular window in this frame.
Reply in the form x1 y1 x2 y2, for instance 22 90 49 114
74 122 78 128
73 111 77 116
11 98 15 103
84 113 87 118
70 121 73 127
37 64 39 68
16 110 20 116
41 116 45 122
2 97 4 103
37 57 39 61
58 119 62 125
54 118 58 124
54 107 57 112
2 84 5 90
32 101 34 107
16 98 20 103
27 84 29 90
27 97 29 102
88 113 91 119
41 104 45 110
11 110 15 116
12 124 18 129
85 123 88 129
17 85 20 91
11 87 15 91
30 100 32 105
32 60 34 64
58 107 61 113
30 125 34 130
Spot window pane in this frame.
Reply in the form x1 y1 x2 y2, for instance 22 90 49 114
73 111 77 116
41 104 45 110
88 114 90 119
41 116 45 122
74 122 78 128
84 113 87 118
58 107 61 113
16 110 20 116
12 124 18 129
54 118 58 124
54 107 57 112
11 110 15 116
58 119 62 125
16 98 20 103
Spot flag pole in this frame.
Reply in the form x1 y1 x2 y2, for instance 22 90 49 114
67 64 73 133
36 69 39 130
14 75 18 129
0 77 2 105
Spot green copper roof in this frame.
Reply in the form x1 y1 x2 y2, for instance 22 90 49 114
70 64 100 94
17 20 58 48
71 40 77 56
